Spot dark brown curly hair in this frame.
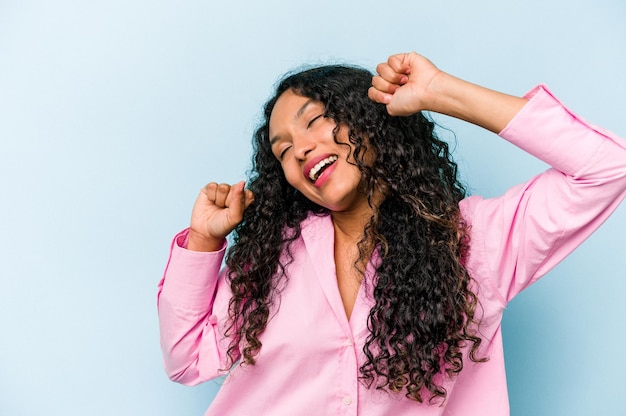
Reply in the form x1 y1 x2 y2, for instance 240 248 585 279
223 64 485 404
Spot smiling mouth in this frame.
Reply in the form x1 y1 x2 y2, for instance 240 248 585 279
308 155 338 182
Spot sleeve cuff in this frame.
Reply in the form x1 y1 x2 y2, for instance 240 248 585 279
160 228 228 307
498 84 608 176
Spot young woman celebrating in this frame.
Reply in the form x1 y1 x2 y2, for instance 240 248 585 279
157 52 626 415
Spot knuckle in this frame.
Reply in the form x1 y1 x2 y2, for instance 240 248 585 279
371 77 385 90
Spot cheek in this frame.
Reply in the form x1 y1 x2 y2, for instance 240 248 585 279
281 162 305 188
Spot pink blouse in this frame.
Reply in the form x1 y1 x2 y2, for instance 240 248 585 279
158 85 626 415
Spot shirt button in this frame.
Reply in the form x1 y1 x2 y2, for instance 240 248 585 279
342 396 352 405
345 338 354 346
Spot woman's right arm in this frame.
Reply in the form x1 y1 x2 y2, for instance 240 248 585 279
157 181 254 385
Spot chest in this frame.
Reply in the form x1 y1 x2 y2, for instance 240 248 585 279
256 235 375 355
334 239 365 320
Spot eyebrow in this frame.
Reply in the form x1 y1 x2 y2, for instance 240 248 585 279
295 99 315 119
269 99 315 146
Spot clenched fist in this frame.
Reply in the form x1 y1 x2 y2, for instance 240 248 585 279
187 181 255 252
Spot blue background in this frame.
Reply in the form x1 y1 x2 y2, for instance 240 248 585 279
1 0 624 415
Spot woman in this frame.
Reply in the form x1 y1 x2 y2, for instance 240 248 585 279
158 52 626 415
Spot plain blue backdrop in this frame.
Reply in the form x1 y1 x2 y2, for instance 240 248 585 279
1 0 625 415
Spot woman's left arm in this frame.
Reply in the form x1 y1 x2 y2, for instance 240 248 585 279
370 52 626 301
468 86 626 300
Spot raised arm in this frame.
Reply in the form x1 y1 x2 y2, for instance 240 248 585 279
157 181 254 385
368 52 527 133
369 52 626 303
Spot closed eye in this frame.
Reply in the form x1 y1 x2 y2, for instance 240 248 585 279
279 146 291 160
307 114 323 128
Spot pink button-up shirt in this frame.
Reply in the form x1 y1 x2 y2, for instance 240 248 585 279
158 86 626 415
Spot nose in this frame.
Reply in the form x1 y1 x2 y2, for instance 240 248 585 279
292 133 316 161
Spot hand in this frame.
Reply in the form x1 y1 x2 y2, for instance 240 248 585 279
368 52 443 116
187 181 255 251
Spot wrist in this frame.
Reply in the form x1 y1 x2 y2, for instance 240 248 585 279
422 71 469 116
187 229 225 252
420 69 448 113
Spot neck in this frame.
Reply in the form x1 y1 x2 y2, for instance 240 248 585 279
330 186 385 244
331 209 372 244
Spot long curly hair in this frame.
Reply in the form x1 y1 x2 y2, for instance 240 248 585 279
223 64 485 404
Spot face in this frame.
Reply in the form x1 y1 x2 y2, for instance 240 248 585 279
268 90 371 214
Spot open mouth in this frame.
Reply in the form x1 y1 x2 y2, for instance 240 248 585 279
308 155 338 183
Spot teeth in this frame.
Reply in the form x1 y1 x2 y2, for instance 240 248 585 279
309 156 338 181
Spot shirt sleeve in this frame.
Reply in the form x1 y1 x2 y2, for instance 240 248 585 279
157 228 236 385
461 85 626 305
